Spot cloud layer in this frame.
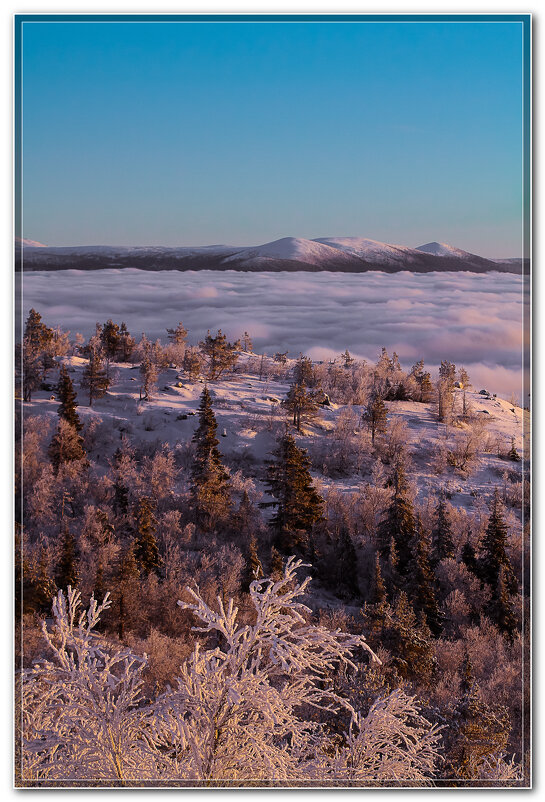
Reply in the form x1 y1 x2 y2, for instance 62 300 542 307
19 269 529 401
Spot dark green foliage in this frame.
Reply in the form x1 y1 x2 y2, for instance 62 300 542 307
24 308 53 351
269 546 284 578
118 322 136 362
190 387 232 530
293 354 316 386
133 497 160 576
199 329 239 379
370 551 388 608
101 320 121 363
261 432 323 553
444 654 511 779
363 591 436 686
333 528 360 600
283 382 319 432
377 455 415 576
57 366 82 431
507 437 521 462
431 493 455 565
48 419 87 473
242 535 263 592
406 516 443 636
363 394 388 444
55 526 79 591
479 488 517 594
81 339 110 406
461 532 478 577
488 566 518 643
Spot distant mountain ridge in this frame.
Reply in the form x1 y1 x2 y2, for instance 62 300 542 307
15 236 526 274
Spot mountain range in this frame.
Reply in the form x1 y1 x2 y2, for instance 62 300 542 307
15 236 526 274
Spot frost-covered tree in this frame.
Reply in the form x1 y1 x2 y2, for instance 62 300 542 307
199 329 239 380
363 394 388 444
21 564 444 785
48 418 87 473
431 492 455 565
118 322 136 362
283 381 320 432
133 496 160 576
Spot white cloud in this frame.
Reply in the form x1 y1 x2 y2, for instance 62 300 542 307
19 268 528 399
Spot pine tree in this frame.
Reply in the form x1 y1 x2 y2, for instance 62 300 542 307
377 591 436 686
101 319 121 374
334 528 360 600
167 321 188 344
479 488 517 594
118 322 136 362
370 551 388 608
407 516 442 636
363 394 388 444
81 335 110 406
48 419 87 473
261 432 323 553
242 535 263 592
56 365 82 431
377 454 415 576
183 346 203 381
55 525 79 591
488 566 518 643
431 492 455 565
190 387 232 530
24 308 53 351
293 354 316 386
21 335 42 401
445 654 511 779
269 546 284 579
283 382 319 432
241 331 253 352
342 349 354 369
133 497 160 576
199 329 239 380
461 530 478 577
507 437 521 462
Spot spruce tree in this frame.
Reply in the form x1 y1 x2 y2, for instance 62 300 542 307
81 335 109 406
283 382 319 432
407 516 443 636
507 437 521 462
133 497 160 576
199 329 239 379
24 308 53 351
57 365 82 431
377 454 415 576
370 551 388 608
269 546 284 579
242 535 263 592
479 488 517 594
488 566 518 643
190 386 232 530
101 319 121 371
261 432 323 554
431 492 455 565
445 655 511 780
118 322 136 362
334 528 360 600
55 525 79 591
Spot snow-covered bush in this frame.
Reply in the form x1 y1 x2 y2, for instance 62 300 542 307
21 561 444 786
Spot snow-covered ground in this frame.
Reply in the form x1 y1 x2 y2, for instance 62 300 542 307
26 352 528 519
19 269 528 402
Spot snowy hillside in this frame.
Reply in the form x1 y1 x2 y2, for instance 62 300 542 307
26 351 527 517
16 235 522 274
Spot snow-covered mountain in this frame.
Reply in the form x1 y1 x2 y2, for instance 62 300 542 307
16 236 523 274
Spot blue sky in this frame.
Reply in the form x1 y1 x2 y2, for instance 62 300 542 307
20 17 526 256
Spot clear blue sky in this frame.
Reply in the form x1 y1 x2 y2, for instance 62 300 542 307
20 17 526 256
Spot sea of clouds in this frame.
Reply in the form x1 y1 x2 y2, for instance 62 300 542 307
19 269 529 402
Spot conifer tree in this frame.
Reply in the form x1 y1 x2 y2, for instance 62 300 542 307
431 492 455 565
261 432 323 553
24 308 53 351
133 497 160 576
167 321 188 345
377 454 415 576
342 349 354 368
183 346 203 381
370 551 388 608
507 437 521 462
334 528 360 600
445 654 511 779
407 516 442 636
283 382 319 432
479 488 517 594
461 530 478 577
113 542 140 641
363 394 388 444
56 365 82 431
190 386 232 530
48 419 87 473
21 336 42 402
199 329 239 380
374 591 436 686
118 322 136 362
101 319 121 375
81 335 110 406
241 331 253 352
55 525 79 591
293 354 316 386
242 535 263 592
269 546 284 579
488 565 518 643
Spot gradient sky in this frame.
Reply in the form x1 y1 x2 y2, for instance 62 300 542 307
20 17 526 256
